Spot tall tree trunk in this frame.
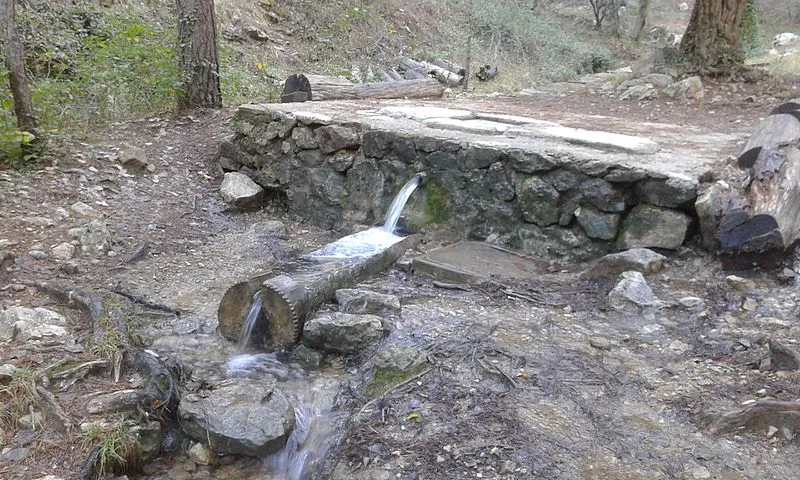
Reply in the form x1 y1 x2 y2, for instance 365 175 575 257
633 0 650 41
176 0 221 110
2 0 37 133
680 0 747 75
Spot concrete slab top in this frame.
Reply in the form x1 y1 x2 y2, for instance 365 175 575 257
412 241 548 284
259 99 736 182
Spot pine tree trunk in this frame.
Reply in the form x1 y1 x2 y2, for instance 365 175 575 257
176 0 221 110
2 0 37 133
680 0 747 75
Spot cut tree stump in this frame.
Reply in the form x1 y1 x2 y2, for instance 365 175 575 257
280 74 443 103
476 65 499 82
697 101 800 264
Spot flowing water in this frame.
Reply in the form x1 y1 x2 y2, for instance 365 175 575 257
236 290 263 351
228 174 423 477
382 174 423 234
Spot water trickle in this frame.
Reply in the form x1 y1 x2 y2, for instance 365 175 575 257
236 291 263 351
382 174 423 234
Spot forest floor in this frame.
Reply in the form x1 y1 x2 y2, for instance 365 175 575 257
2 75 800 479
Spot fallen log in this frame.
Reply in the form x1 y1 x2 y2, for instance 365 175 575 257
386 68 403 81
378 69 395 82
218 232 415 350
736 100 800 168
280 73 443 102
420 60 463 87
399 58 425 73
431 58 466 77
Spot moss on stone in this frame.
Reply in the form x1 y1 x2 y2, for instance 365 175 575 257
364 364 426 399
424 182 450 224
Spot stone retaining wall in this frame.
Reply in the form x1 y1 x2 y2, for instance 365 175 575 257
218 104 699 260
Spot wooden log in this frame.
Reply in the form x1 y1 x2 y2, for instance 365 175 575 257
432 58 466 77
420 60 463 87
715 141 800 255
387 68 403 81
378 69 395 82
402 68 424 80
219 233 415 350
736 100 800 168
399 58 425 73
353 78 444 100
280 74 442 102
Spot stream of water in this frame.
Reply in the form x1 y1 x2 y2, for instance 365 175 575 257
228 174 423 477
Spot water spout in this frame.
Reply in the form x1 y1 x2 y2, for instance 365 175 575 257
382 174 423 234
236 291 263 351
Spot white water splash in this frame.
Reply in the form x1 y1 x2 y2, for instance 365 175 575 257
236 291 263 351
306 227 403 260
382 175 423 234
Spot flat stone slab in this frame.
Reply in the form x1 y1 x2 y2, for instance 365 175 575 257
263 99 721 182
412 242 547 284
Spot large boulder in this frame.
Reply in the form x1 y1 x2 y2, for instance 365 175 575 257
663 76 704 100
617 204 690 250
178 378 295 457
580 248 667 280
303 312 387 354
335 289 401 316
220 172 265 210
1 306 66 343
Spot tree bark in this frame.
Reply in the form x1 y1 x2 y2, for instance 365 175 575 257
680 0 747 75
280 74 444 102
176 0 221 110
2 0 37 133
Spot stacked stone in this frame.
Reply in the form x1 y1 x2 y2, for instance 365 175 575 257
219 104 696 260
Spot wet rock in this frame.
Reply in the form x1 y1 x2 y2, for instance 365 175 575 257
608 271 660 311
617 204 690 250
375 345 426 372
518 177 560 226
118 145 154 172
335 289 401 316
486 162 515 201
51 242 75 261
303 312 387 355
580 178 625 213
664 76 704 100
580 248 666 280
188 442 216 466
575 205 620 240
74 220 112 256
315 125 359 154
136 421 163 463
0 306 66 343
220 172 264 210
86 389 143 414
70 201 102 219
768 340 800 371
168 464 192 480
637 177 698 208
291 344 324 366
291 126 317 150
726 275 755 292
507 150 556 173
178 378 295 457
